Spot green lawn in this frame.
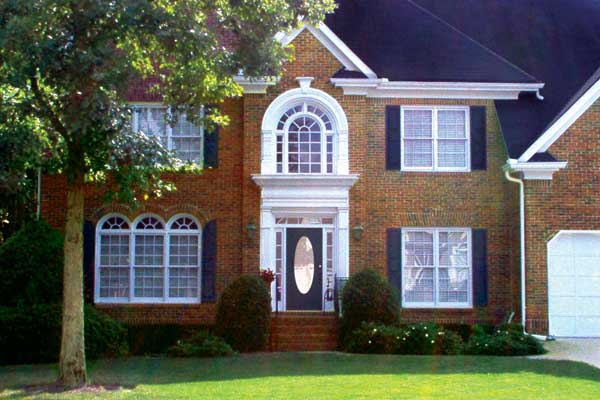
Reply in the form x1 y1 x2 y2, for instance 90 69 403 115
1 353 599 399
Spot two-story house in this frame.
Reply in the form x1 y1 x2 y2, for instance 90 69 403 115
40 0 600 349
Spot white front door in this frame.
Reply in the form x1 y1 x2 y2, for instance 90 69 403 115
548 231 600 337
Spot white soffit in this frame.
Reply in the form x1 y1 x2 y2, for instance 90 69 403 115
506 158 568 180
330 78 545 100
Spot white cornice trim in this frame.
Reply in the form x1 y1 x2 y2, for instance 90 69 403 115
233 76 279 94
276 23 377 79
519 76 600 162
252 174 359 189
330 78 545 99
505 158 568 180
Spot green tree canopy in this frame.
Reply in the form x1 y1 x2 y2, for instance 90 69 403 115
0 0 336 387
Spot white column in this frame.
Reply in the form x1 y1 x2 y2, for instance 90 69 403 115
337 129 349 174
259 207 277 309
261 129 275 174
337 207 350 279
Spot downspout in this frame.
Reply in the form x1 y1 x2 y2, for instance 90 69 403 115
36 167 41 221
504 168 547 340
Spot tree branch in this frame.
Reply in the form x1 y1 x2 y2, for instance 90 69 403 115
30 75 68 138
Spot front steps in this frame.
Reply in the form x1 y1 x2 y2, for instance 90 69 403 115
270 312 338 351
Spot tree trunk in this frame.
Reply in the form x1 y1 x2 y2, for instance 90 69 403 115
59 180 87 387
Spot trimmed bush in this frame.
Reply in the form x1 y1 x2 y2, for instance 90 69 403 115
339 269 399 346
345 322 463 355
126 325 202 355
85 305 129 359
168 331 235 358
0 220 63 307
215 275 271 352
464 324 546 356
0 304 129 365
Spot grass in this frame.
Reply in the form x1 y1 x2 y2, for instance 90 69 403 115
1 353 599 399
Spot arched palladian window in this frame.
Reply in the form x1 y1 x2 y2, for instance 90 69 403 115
96 213 201 303
275 102 334 174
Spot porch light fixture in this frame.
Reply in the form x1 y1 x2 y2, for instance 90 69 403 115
246 221 257 239
352 224 364 241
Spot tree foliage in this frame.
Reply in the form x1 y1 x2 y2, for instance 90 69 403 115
0 0 336 386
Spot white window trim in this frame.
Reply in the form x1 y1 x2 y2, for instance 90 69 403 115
94 213 202 305
401 227 472 309
131 103 205 165
260 86 350 175
400 106 471 172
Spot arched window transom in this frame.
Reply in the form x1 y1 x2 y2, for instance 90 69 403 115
276 102 334 174
96 213 202 303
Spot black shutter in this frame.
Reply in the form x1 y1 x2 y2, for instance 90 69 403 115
385 105 401 170
472 229 488 306
83 220 95 304
203 107 219 168
387 228 402 305
201 219 217 302
470 106 487 170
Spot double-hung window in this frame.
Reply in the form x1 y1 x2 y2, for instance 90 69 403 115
402 228 471 308
401 106 470 171
132 105 204 164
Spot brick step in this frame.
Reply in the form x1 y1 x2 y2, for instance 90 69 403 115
272 341 338 351
269 312 338 351
272 328 337 336
271 323 337 330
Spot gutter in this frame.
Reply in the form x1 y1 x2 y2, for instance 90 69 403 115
504 168 547 341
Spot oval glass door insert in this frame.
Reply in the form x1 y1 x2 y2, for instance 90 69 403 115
294 236 315 294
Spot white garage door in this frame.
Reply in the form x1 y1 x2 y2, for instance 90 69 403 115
548 231 600 337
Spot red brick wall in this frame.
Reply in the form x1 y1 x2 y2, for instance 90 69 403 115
41 98 244 325
523 98 600 334
41 29 520 326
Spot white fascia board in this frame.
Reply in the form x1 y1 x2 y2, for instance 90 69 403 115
233 76 279 94
277 23 377 79
519 77 600 162
330 78 545 99
506 158 568 180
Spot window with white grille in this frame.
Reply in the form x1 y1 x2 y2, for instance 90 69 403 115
401 107 469 171
402 228 471 308
133 105 203 164
275 102 334 174
96 213 201 304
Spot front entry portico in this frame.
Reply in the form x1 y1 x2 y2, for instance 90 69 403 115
252 79 357 312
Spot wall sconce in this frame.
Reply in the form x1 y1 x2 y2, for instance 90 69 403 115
246 222 257 240
352 225 364 241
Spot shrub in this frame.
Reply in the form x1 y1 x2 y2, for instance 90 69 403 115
0 220 63 307
215 275 271 352
464 324 546 356
0 304 129 365
168 331 235 358
345 322 463 355
339 269 399 346
126 324 202 355
85 305 129 359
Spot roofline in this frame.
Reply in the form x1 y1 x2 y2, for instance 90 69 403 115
407 0 541 84
330 78 545 99
275 23 377 79
519 75 600 162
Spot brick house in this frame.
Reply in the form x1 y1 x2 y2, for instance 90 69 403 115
40 0 600 347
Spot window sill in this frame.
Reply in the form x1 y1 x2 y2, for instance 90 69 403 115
95 299 201 305
399 169 472 173
401 304 473 310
